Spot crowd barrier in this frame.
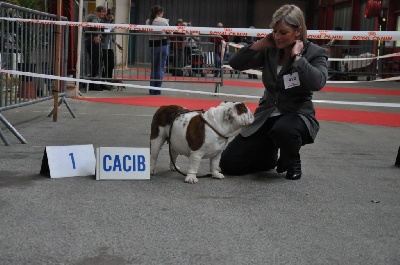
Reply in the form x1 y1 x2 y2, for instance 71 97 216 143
2 12 400 145
3 16 400 86
324 44 400 81
0 2 74 146
81 31 224 93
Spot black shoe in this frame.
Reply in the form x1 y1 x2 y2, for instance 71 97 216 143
285 159 302 180
395 146 400 167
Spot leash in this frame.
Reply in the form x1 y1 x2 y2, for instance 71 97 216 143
199 114 229 140
168 109 229 178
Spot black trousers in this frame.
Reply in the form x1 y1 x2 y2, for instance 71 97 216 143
85 37 101 78
102 49 115 79
220 114 312 175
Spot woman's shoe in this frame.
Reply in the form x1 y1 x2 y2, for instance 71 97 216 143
286 159 302 180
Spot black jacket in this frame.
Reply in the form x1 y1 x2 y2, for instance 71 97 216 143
229 41 328 141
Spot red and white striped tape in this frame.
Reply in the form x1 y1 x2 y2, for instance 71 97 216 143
1 17 400 41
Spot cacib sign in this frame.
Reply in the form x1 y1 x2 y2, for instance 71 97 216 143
96 147 150 180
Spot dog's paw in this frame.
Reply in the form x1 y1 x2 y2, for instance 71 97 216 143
212 171 225 179
185 174 198 184
150 169 157 175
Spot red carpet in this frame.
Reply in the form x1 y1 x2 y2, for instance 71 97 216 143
321 86 400 96
118 75 216 83
115 75 400 96
79 96 400 127
223 80 400 96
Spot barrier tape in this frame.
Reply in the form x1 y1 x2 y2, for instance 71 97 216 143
229 43 400 61
222 65 400 84
1 17 400 41
2 68 400 97
327 52 400 61
327 76 400 83
0 69 260 99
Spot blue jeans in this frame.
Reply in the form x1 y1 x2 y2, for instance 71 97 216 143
149 45 168 95
214 53 222 76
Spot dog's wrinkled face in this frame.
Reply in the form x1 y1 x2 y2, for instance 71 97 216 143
221 101 254 126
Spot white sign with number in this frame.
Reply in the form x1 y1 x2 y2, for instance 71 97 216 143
96 147 150 180
43 144 96 178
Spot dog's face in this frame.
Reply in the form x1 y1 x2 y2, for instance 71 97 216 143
219 101 254 127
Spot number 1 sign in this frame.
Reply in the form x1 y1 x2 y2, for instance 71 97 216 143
40 144 96 178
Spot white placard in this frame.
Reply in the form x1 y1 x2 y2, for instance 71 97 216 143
96 147 150 180
41 144 96 178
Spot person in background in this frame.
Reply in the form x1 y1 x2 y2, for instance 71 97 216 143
220 4 328 180
101 11 123 89
84 5 106 91
146 5 169 95
327 26 344 80
228 36 243 77
170 19 185 76
210 22 229 77
184 21 199 60
244 26 259 79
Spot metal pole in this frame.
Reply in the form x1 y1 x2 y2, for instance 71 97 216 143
53 0 62 122
0 113 27 144
75 0 84 95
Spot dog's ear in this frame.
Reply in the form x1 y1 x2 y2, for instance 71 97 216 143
235 103 249 115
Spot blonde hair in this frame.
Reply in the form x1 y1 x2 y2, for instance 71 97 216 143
270 4 307 43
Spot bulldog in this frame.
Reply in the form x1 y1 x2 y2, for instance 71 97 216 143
150 102 254 183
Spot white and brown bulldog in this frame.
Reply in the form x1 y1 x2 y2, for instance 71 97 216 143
150 102 254 183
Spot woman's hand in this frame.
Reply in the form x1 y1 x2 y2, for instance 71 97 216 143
291 40 304 59
250 33 275 51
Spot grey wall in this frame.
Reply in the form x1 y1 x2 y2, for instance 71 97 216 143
132 0 248 64
135 0 248 28
253 0 308 29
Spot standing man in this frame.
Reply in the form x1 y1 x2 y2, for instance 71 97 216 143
210 22 229 77
85 6 106 91
101 11 123 83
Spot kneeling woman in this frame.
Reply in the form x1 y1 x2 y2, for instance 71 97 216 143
220 4 328 180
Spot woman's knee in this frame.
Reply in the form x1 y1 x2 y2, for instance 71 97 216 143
270 115 306 147
219 137 253 175
220 151 252 176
